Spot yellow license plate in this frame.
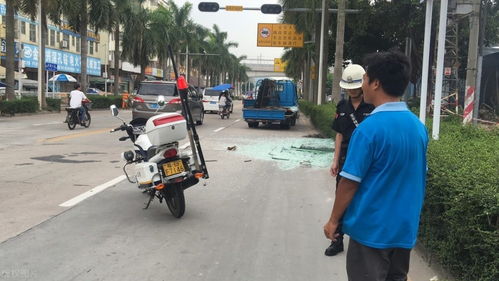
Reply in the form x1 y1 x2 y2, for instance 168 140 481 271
163 160 185 176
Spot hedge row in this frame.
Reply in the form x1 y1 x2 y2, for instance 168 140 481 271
420 118 499 281
298 99 336 138
0 97 39 115
299 101 499 281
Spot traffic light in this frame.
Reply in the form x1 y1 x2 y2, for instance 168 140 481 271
198 2 220 12
260 4 282 14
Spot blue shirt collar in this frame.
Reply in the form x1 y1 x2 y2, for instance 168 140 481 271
371 102 409 114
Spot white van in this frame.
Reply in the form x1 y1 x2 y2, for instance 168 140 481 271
202 88 222 113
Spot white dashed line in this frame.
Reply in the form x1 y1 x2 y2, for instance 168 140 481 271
214 127 225 133
234 119 241 122
33 121 61 126
59 175 126 207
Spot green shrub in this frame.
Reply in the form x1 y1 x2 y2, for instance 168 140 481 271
46 98 61 112
0 97 39 115
88 95 123 109
298 99 336 138
420 120 499 281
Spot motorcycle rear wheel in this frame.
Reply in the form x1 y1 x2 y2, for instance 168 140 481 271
164 184 185 218
67 114 76 130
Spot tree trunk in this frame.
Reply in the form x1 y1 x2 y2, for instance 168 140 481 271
113 24 120 95
80 0 88 93
313 16 321 104
40 3 47 107
139 63 146 82
332 0 346 102
321 4 331 105
5 0 16 101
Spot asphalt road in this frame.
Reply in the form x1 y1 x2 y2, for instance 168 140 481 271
0 103 437 281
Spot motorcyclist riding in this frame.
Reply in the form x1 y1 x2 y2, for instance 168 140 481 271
218 90 232 114
69 83 91 125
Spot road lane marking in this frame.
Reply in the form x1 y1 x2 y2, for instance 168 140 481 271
33 121 61 126
214 127 225 133
41 128 113 143
59 175 126 207
234 119 241 123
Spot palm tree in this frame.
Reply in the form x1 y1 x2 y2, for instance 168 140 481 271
149 5 173 80
167 0 193 68
280 0 321 103
108 0 139 95
207 24 238 84
51 0 112 92
121 4 155 82
20 0 62 107
4 0 18 101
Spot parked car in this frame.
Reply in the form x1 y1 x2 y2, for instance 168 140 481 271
131 81 204 125
87 88 102 95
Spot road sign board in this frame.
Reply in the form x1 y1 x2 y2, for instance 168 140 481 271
257 23 304 48
225 5 243 11
45 62 57 72
274 58 287 72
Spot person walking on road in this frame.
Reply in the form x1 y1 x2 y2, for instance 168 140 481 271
325 64 374 257
323 51 429 281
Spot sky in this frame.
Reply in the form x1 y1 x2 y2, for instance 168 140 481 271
172 0 285 63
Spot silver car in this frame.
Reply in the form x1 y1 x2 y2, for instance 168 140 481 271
131 81 204 125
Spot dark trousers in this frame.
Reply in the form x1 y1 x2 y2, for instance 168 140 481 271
78 107 86 121
346 239 411 281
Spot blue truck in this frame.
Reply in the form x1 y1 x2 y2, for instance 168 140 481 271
242 78 299 129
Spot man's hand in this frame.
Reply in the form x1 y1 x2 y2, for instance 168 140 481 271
323 220 340 241
330 161 339 177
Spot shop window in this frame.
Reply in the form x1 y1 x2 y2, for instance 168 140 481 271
29 24 36 42
76 37 81 52
21 21 26 35
50 29 55 46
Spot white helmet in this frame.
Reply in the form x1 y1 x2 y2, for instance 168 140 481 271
339 64 365 90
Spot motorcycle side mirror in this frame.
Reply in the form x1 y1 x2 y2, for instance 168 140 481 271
110 105 119 117
157 95 166 107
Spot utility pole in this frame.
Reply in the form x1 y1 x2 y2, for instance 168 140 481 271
332 0 346 102
36 0 43 110
419 0 433 124
317 0 327 105
431 0 449 140
463 0 481 124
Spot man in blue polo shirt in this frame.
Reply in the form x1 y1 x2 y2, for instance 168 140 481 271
324 51 428 281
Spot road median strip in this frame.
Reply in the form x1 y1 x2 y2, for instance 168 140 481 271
40 128 113 143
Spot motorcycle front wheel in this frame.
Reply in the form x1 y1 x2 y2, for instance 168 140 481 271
164 184 185 218
83 112 91 128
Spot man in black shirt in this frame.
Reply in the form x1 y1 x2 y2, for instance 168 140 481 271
325 64 374 256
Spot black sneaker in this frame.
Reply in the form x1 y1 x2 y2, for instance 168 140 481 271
324 238 344 256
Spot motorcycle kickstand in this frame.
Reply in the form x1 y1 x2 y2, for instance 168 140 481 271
143 190 155 209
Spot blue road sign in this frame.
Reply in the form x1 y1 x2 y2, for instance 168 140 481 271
45 62 57 72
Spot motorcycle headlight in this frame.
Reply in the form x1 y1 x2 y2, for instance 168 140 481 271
121 150 135 162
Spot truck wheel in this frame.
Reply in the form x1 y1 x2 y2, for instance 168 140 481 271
248 122 258 128
290 116 296 126
280 121 290 129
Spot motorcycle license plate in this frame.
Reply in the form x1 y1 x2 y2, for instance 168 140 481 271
163 160 185 176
